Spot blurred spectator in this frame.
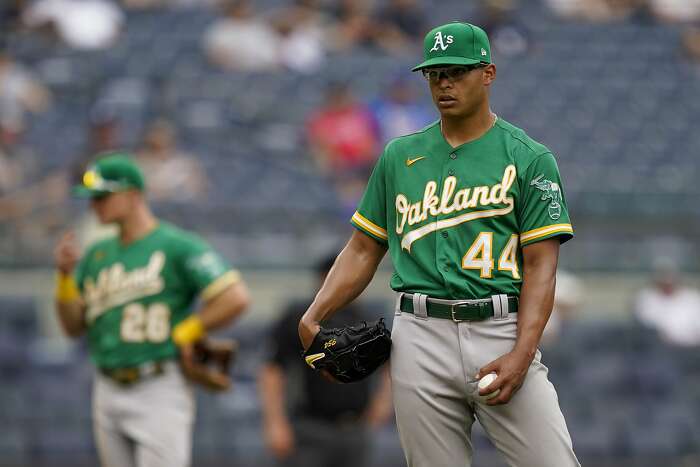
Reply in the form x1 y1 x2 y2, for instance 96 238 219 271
649 0 700 23
0 111 37 200
272 0 328 73
71 105 122 184
541 270 584 345
0 48 51 117
134 119 207 202
374 0 425 54
0 0 28 30
307 83 378 174
307 83 379 216
23 0 124 50
306 82 379 215
122 0 219 9
478 0 531 58
545 0 642 22
258 253 393 467
682 27 700 63
203 0 280 72
634 257 700 347
326 0 377 51
368 75 433 143
0 111 68 248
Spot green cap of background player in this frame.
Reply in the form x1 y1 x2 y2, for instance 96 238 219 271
73 153 146 198
412 22 491 72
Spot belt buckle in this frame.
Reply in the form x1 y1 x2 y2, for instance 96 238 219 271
114 368 139 386
450 300 474 322
451 300 489 322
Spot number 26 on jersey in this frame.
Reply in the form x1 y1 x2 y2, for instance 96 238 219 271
462 233 520 279
120 303 171 343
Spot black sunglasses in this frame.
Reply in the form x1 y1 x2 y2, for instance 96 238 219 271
421 64 486 82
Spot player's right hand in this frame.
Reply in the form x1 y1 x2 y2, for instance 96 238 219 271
264 418 295 460
54 231 80 275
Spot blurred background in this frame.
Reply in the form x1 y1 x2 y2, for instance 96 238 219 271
1 0 700 466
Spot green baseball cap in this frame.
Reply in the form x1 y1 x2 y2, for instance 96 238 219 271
412 22 491 72
73 153 146 198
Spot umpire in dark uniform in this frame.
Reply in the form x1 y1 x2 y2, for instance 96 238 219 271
258 254 393 467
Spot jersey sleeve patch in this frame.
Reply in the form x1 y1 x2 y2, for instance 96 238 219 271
179 234 236 296
200 270 241 302
520 223 574 246
351 211 388 242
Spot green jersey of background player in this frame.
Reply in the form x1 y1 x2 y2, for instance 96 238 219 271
54 154 250 467
300 22 580 467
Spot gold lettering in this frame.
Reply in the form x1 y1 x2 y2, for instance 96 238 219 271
394 165 518 244
438 176 457 214
466 189 480 208
395 195 409 234
476 186 491 206
422 181 439 220
408 202 422 225
453 188 472 210
489 164 516 204
83 251 167 323
502 165 516 201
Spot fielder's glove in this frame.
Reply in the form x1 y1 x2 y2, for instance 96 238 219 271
179 338 238 392
303 318 392 383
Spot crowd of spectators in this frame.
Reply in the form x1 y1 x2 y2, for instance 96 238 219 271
201 0 427 73
22 0 125 50
3 0 699 45
545 0 700 23
2 0 700 259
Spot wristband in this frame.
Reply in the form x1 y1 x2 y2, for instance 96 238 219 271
172 315 205 346
55 273 80 304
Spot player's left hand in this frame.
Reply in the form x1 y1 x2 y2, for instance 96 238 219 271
476 350 533 406
178 339 236 391
298 315 321 351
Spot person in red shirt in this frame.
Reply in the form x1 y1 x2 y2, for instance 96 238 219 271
307 82 379 174
306 82 379 217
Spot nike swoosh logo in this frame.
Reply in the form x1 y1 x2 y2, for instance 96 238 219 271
406 156 426 167
305 353 326 369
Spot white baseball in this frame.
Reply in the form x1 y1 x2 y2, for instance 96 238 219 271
478 372 500 401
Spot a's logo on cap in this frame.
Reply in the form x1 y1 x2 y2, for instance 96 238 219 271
481 48 487 57
430 31 454 52
83 170 101 188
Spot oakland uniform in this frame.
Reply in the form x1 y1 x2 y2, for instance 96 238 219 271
351 118 573 298
351 118 580 467
75 222 239 467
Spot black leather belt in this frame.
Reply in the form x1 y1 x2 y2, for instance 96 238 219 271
400 294 518 321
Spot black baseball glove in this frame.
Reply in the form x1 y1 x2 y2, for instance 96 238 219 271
303 318 392 383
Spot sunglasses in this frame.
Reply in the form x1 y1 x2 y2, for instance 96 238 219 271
421 64 486 82
91 192 115 201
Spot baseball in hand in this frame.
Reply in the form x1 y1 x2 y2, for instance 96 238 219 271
478 372 500 401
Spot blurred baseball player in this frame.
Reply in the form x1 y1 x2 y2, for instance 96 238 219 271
53 153 250 467
299 22 580 466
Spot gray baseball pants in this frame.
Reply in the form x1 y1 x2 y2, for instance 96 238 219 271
390 300 580 467
92 361 195 467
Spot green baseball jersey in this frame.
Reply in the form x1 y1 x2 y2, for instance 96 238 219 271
74 222 240 369
351 117 573 300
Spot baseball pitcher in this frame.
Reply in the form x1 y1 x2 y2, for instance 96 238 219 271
53 153 250 467
299 22 580 467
